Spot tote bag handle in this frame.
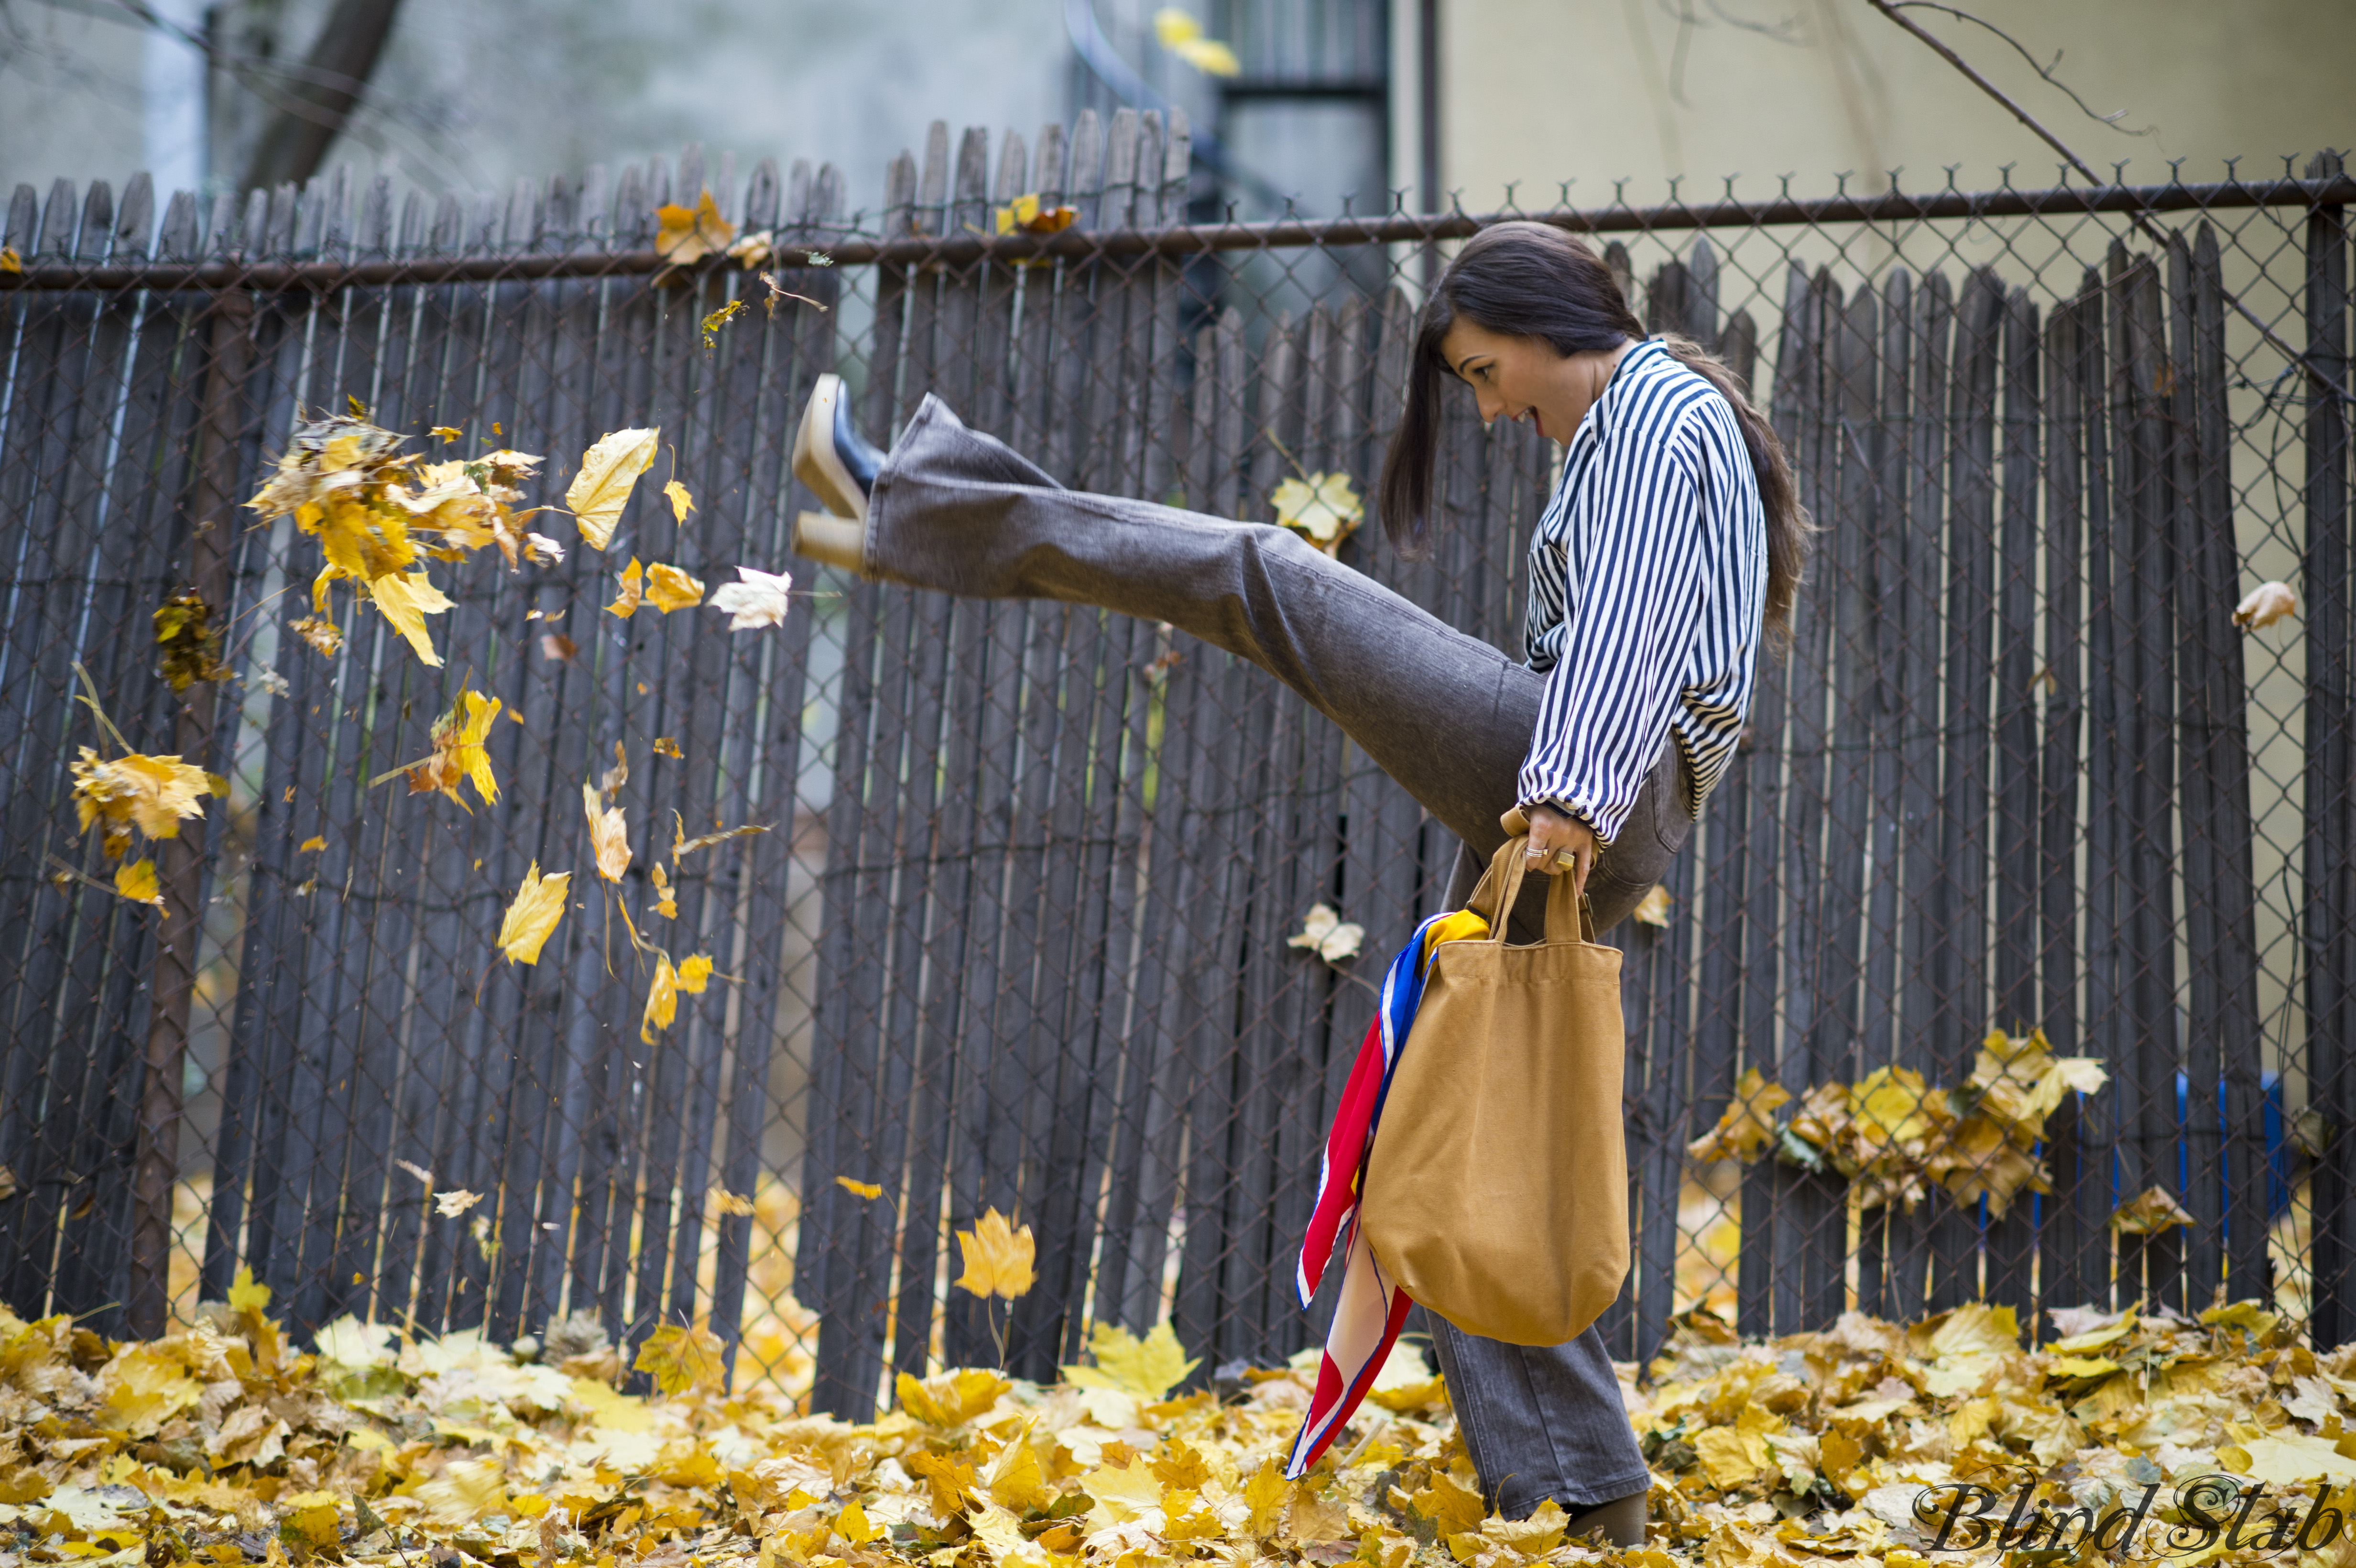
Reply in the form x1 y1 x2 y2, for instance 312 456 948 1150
1464 834 1600 946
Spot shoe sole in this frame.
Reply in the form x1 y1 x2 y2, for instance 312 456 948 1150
791 373 868 522
791 511 867 575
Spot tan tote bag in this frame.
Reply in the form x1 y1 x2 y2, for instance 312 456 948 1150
1359 833 1630 1345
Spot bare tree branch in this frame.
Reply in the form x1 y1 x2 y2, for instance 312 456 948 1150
1862 0 2339 393
1886 0 2148 137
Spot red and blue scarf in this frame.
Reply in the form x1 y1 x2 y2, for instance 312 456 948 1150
1286 905 1490 1476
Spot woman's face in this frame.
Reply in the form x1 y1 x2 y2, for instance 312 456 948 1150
1439 318 1611 445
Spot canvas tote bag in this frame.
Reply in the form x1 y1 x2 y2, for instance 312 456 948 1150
1359 833 1629 1345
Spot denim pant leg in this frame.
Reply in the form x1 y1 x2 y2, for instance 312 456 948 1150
1425 1314 1654 1516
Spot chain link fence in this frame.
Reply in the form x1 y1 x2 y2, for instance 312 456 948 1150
3 117 2351 1417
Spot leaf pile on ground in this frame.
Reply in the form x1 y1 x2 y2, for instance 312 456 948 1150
4 1280 2354 1568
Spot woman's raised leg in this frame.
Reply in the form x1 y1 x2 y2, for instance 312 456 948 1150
830 393 1688 925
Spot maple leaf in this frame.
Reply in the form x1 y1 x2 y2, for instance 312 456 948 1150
434 1189 482 1218
154 588 228 691
653 191 735 265
645 562 705 612
652 736 683 757
405 688 502 808
607 557 645 617
566 428 660 550
1271 471 1363 553
711 565 796 630
98 1344 201 1437
364 568 456 666
953 1207 1036 1299
835 1176 883 1199
993 194 1079 235
650 863 677 918
582 784 632 883
72 747 208 859
0 246 22 273
1062 1320 1199 1402
113 858 163 906
1287 902 1363 964
497 862 570 964
1632 883 1674 926
676 953 713 993
698 299 744 350
227 1263 272 1312
2235 580 2298 630
709 1187 755 1217
634 1321 726 1395
664 479 696 522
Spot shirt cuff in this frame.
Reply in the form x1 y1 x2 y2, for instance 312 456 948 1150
1519 795 1614 846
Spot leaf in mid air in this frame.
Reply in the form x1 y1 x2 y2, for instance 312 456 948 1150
567 428 660 550
497 863 570 964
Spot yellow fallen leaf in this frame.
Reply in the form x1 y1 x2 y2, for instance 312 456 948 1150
954 1207 1036 1300
299 835 326 853
98 1344 200 1437
651 863 677 918
227 1263 271 1312
277 1492 344 1547
405 687 502 809
584 784 630 882
430 425 462 441
675 953 713 992
709 1187 755 1217
607 556 645 618
642 954 679 1042
72 747 208 858
645 561 705 612
1687 1066 1793 1163
1632 883 1674 926
1153 8 1241 75
0 246 22 274
634 1322 725 1395
993 194 1079 235
711 564 797 631
2113 1185 2196 1232
835 1176 884 1199
664 480 695 523
1063 1320 1200 1402
673 813 771 860
433 1189 481 1218
112 859 162 906
497 862 570 964
654 191 735 266
1406 1468 1483 1537
652 737 683 758
567 428 660 550
366 568 454 666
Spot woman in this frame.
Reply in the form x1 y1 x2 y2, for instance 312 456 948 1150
791 220 1807 1546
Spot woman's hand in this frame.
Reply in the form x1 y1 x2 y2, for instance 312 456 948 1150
1524 802 1599 897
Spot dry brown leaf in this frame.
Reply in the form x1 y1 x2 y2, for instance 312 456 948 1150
710 565 795 630
673 811 771 861
541 632 578 662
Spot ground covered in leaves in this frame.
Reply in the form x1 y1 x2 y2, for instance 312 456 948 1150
7 1283 2356 1568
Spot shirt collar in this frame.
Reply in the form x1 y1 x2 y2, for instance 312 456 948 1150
1576 337 1666 450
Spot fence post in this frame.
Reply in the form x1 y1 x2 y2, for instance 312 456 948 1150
129 289 253 1339
2305 151 2353 1345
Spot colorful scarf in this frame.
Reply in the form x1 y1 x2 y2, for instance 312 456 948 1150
1286 906 1490 1477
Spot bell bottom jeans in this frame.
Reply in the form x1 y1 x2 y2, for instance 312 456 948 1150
862 394 1670 1514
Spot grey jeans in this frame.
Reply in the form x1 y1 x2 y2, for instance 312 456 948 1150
867 394 1668 1512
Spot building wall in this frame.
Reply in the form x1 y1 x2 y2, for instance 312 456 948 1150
1428 0 2354 207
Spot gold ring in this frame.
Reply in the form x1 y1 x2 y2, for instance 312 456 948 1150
1554 849 1578 868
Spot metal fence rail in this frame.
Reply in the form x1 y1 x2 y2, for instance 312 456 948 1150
2 128 2351 1417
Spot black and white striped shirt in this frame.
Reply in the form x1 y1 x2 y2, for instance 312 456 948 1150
1519 338 1766 844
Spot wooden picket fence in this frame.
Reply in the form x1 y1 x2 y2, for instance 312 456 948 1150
3 122 2352 1409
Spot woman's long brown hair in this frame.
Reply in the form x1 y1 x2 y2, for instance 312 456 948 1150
1376 220 1811 647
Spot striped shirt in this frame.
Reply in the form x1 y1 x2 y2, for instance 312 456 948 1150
1519 338 1767 844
